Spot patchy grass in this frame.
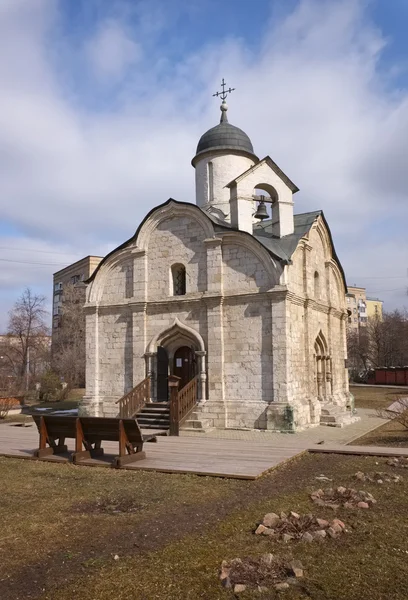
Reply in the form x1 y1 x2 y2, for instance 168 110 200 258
1 413 33 424
352 419 408 447
350 385 405 410
351 385 408 447
1 453 408 599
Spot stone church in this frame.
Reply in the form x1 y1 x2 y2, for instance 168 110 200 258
80 93 352 431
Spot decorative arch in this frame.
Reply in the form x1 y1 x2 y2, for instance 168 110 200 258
146 318 207 402
147 318 205 355
87 247 139 304
253 182 278 201
314 330 328 357
220 231 281 286
314 330 332 401
137 200 215 250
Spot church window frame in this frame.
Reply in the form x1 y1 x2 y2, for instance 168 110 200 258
171 263 186 296
207 161 214 203
314 271 320 299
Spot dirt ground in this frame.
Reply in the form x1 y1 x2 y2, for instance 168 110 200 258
1 452 408 600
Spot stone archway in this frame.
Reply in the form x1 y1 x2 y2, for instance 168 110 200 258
145 318 207 403
314 331 332 401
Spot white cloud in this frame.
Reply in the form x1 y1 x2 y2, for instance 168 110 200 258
0 0 407 330
86 20 142 79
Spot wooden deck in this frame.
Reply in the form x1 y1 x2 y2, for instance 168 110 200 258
1 423 407 480
0 423 308 479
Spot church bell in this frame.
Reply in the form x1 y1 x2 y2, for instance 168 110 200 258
254 199 269 220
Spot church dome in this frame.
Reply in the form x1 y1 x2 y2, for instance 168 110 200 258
196 121 254 156
192 101 258 165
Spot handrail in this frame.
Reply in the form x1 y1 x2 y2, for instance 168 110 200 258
178 376 198 425
116 377 150 418
169 375 198 435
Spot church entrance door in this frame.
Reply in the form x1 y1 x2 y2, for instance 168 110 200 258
156 346 169 402
173 346 196 390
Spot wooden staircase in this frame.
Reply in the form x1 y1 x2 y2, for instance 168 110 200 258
116 375 198 436
136 403 170 431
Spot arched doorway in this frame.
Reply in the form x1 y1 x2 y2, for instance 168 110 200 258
145 318 207 403
173 346 196 389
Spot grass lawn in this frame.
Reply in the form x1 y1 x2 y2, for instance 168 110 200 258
351 385 408 447
350 384 405 410
1 453 408 600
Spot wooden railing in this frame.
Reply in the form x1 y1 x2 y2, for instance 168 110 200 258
169 375 198 436
116 377 150 418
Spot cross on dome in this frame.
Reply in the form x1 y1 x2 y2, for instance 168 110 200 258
213 78 235 123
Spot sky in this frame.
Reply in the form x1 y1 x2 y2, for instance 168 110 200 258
1 0 408 330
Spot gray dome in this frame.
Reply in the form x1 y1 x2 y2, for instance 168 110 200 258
196 121 255 156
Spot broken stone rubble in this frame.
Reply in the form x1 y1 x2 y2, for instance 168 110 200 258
219 554 304 593
311 487 376 509
254 510 348 542
355 471 402 484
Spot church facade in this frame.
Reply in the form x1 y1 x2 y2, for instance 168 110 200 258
80 99 352 431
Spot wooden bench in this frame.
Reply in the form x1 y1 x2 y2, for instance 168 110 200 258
32 415 157 467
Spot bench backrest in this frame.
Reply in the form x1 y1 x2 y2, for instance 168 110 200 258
32 414 78 438
80 417 143 444
32 414 143 445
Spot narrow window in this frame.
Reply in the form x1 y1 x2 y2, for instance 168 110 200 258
208 161 214 203
314 271 320 299
171 264 186 296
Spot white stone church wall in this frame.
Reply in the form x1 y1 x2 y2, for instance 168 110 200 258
222 242 273 292
221 298 273 429
147 216 208 298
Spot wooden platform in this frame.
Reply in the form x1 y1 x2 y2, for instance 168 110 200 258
0 424 308 479
310 444 408 458
1 424 407 480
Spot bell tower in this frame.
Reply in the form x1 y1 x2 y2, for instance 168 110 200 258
192 79 258 223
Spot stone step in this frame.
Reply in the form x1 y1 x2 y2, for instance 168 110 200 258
137 417 170 427
181 418 213 430
138 411 170 418
138 407 169 414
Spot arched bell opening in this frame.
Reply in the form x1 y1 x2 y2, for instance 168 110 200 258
253 183 278 222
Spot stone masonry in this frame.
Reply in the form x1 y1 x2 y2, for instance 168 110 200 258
80 102 351 431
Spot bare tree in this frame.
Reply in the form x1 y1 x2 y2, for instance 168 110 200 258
2 288 49 390
347 309 408 381
52 282 86 388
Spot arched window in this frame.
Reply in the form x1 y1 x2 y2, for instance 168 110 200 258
208 161 214 203
314 271 320 299
171 264 186 296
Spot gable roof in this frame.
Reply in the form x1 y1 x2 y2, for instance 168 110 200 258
226 155 299 193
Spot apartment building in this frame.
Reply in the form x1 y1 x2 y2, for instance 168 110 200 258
346 285 383 331
366 297 383 320
52 256 102 330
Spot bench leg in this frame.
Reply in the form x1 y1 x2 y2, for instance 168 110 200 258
90 440 104 457
35 447 56 458
72 450 91 464
114 451 146 468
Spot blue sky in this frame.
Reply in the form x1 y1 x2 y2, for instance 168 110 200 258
0 0 408 329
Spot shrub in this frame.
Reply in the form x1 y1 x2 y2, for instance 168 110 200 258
38 371 64 402
377 397 408 430
0 397 20 419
